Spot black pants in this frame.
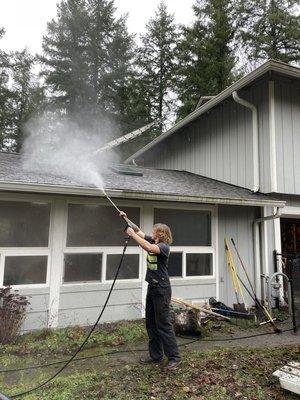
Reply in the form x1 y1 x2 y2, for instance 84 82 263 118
145 284 181 362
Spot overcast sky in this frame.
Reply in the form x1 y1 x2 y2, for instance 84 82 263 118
0 0 195 54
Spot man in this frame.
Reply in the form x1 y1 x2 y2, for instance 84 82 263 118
119 211 181 370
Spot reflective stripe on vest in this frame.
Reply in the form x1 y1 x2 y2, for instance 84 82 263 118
147 254 158 270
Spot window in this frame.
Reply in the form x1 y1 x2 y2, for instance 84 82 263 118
186 254 212 276
106 254 139 280
64 203 141 283
3 255 48 285
169 252 183 277
154 208 211 246
67 205 140 247
64 253 102 283
155 207 214 278
0 201 50 247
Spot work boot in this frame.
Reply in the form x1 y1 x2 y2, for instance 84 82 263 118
139 356 163 365
165 359 182 371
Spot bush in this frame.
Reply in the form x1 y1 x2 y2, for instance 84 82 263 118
0 286 30 344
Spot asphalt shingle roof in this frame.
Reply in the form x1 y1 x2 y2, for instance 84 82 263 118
0 152 283 206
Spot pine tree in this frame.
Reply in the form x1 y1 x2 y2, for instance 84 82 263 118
0 31 44 151
177 0 237 119
10 50 45 152
238 0 300 64
136 1 179 131
41 0 90 113
41 0 135 140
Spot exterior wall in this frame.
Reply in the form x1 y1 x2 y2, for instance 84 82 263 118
58 283 142 326
0 192 222 331
274 79 300 195
218 205 259 307
142 79 272 192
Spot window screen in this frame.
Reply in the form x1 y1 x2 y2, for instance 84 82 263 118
4 255 48 285
64 253 102 282
186 253 212 276
168 252 183 277
106 254 139 280
154 209 211 246
0 201 50 247
67 205 140 247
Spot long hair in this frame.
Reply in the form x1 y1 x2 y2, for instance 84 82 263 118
153 223 173 245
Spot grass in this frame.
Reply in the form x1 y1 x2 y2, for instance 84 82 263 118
0 319 299 399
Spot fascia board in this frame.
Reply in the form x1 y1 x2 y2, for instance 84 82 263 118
124 60 300 164
0 181 286 208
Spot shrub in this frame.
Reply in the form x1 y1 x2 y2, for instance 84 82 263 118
0 286 30 344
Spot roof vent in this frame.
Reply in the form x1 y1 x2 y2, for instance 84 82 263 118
110 164 143 176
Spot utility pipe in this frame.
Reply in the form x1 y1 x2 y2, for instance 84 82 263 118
232 91 259 193
253 207 282 302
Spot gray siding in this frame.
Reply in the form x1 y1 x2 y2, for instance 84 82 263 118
143 80 272 192
171 280 216 302
18 289 49 332
218 205 259 307
58 283 142 326
275 79 300 194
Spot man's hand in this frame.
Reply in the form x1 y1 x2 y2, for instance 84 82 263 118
119 211 127 218
125 227 135 237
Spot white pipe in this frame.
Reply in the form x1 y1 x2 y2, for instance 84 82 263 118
253 207 282 301
232 91 259 193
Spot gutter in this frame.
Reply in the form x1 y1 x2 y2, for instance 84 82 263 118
232 91 259 192
0 181 286 208
124 60 300 164
253 207 282 302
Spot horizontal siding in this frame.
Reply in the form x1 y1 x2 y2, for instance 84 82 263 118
275 79 300 194
143 80 271 192
171 280 216 302
218 205 259 307
58 304 141 327
18 290 50 332
58 285 142 326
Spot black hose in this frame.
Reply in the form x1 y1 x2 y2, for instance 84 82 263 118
5 236 130 399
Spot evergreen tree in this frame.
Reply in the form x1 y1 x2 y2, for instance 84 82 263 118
9 50 45 152
238 0 300 64
177 0 237 119
41 0 135 140
136 1 179 131
0 31 44 151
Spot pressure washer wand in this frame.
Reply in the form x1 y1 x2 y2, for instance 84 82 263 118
101 189 140 231
102 189 121 213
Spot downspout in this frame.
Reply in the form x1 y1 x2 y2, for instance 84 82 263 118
253 207 282 302
232 91 259 193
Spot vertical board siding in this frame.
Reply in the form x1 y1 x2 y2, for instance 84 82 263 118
275 80 300 194
218 205 258 307
143 81 271 192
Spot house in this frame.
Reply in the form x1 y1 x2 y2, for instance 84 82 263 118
0 60 299 331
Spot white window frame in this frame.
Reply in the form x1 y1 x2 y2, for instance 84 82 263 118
153 203 217 281
0 197 52 289
62 199 142 285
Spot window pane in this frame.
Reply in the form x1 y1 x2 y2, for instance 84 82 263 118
4 256 48 285
67 205 140 247
64 253 102 282
169 252 182 277
0 201 50 247
154 209 211 246
186 254 213 276
106 254 139 280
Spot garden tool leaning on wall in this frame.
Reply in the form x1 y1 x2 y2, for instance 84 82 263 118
224 238 247 312
228 238 281 333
